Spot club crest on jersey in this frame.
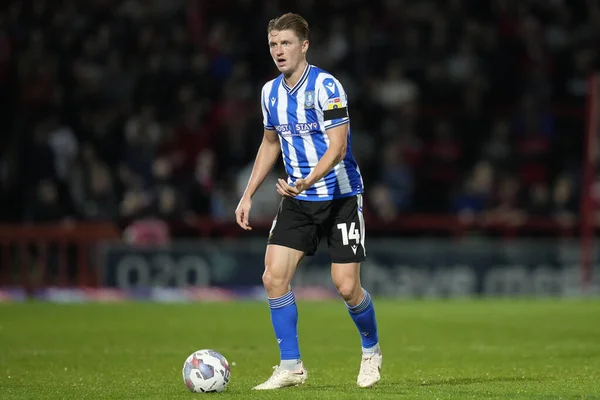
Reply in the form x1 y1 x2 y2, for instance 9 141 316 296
304 91 315 109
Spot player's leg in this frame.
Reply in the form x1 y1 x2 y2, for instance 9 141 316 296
328 194 382 388
331 262 379 353
331 262 381 387
263 244 304 371
253 198 318 390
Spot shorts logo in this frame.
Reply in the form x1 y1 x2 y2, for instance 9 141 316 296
304 91 315 109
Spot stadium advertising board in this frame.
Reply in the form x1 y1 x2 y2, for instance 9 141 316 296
100 239 599 297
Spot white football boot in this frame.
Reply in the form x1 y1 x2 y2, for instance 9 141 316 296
252 363 308 390
357 350 382 388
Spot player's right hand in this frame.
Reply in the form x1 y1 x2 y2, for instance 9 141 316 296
235 197 252 231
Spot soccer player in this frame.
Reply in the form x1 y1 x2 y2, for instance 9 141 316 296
235 13 382 390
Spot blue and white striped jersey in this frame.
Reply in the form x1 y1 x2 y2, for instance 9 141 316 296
261 64 364 201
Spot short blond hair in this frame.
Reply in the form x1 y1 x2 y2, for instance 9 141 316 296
267 13 310 42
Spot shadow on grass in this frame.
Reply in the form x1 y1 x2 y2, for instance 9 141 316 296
304 376 546 393
301 381 407 394
416 376 545 387
264 376 553 400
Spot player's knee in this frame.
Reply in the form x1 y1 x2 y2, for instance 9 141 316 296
334 279 360 302
261 268 289 293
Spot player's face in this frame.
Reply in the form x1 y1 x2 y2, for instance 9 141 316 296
268 29 308 74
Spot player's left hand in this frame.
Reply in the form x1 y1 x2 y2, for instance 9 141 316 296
276 178 307 197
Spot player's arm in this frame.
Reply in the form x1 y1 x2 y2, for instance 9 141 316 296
241 129 281 200
276 77 351 197
303 77 350 187
304 123 347 187
236 84 281 229
276 123 347 197
236 129 280 230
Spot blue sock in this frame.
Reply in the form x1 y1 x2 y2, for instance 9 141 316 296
346 288 379 350
269 291 301 361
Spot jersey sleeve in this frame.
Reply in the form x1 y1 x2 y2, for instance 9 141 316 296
318 76 350 130
261 84 275 130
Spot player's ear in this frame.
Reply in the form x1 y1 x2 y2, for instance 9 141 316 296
302 40 309 54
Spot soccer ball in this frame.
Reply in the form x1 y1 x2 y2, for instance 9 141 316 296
182 349 231 393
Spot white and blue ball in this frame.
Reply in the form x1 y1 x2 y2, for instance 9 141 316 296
182 349 231 393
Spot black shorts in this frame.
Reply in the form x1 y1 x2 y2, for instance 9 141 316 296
267 194 366 263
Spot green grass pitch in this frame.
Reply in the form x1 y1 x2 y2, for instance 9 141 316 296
1 299 599 399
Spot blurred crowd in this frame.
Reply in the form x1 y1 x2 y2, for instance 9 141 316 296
0 0 599 229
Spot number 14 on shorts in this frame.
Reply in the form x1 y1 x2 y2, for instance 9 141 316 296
337 222 360 254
